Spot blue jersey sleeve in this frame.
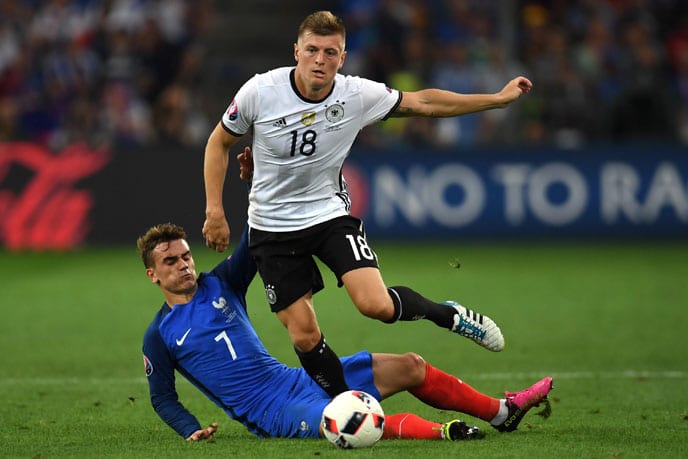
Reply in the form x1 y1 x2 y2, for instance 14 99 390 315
210 225 256 301
142 312 202 439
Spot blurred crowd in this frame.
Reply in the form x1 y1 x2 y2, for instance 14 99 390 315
0 0 213 150
338 0 688 149
1 0 688 151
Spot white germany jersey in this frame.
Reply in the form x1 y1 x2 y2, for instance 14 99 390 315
221 67 401 231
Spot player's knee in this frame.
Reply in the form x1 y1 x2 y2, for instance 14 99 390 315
288 325 322 352
292 332 322 353
278 300 322 351
401 352 427 384
352 293 394 321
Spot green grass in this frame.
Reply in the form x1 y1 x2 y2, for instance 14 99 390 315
1 240 687 458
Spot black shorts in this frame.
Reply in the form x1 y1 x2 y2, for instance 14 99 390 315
248 215 380 312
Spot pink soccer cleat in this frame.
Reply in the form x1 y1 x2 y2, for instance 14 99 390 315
493 376 554 432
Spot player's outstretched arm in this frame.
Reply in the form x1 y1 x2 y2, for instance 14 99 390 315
394 76 533 118
203 122 240 252
186 422 219 441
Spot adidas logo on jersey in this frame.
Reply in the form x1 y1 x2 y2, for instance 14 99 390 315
272 117 287 128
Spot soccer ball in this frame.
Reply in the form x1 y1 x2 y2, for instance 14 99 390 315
321 390 385 449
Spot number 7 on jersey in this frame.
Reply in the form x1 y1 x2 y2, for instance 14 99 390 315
214 330 237 360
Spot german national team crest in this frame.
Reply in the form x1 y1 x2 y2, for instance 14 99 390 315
325 103 344 123
301 112 316 126
265 284 277 305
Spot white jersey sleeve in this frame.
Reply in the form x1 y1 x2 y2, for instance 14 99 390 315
221 75 259 136
219 67 401 231
355 75 402 124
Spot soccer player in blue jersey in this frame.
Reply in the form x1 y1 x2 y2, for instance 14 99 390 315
139 221 553 442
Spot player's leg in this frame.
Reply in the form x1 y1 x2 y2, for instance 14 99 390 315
323 217 504 351
342 268 456 325
319 216 449 324
275 292 321 352
275 294 349 397
348 272 504 351
370 352 500 421
338 352 481 441
371 353 552 431
341 267 396 320
368 351 426 396
377 354 553 432
249 227 349 397
383 414 482 441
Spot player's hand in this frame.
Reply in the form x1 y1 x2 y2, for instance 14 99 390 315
237 146 253 182
202 213 230 252
498 76 533 106
186 422 218 441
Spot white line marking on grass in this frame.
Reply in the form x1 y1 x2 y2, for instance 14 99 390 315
0 377 147 386
0 371 685 386
464 370 688 380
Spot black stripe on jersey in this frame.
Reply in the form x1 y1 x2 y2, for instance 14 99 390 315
382 90 403 121
176 364 271 438
336 167 352 211
220 121 244 137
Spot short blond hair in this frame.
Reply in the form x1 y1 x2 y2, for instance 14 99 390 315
298 10 346 45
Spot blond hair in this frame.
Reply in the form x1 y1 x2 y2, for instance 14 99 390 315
298 10 346 46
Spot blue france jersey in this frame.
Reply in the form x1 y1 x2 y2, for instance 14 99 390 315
142 228 380 439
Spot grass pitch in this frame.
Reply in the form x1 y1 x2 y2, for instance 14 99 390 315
1 239 687 458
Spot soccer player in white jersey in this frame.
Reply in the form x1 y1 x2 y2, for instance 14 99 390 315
138 221 553 441
202 11 533 397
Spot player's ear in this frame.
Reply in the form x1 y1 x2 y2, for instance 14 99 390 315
146 267 159 284
294 43 299 62
338 50 346 69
